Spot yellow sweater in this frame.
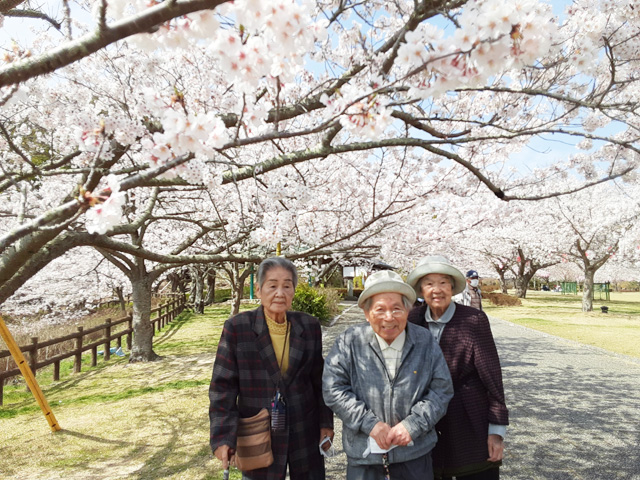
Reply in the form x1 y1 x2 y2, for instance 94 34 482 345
265 313 290 375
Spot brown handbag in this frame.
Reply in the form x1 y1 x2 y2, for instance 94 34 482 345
235 408 274 471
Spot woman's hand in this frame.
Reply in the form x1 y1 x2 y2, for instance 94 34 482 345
319 428 335 451
214 445 236 470
487 434 504 462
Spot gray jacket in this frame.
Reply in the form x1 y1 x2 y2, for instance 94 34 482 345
322 322 453 466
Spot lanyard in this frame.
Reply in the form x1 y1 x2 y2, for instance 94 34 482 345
277 319 290 372
382 453 391 480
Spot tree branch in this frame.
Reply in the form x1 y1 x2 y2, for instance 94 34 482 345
0 0 231 87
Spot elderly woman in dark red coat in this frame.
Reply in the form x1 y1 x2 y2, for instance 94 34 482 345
407 255 509 480
209 257 334 480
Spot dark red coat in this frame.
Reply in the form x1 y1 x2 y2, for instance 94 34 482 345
209 307 333 480
408 303 509 477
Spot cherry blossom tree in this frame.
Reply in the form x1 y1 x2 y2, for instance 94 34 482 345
550 181 640 311
1 246 127 320
2 0 640 359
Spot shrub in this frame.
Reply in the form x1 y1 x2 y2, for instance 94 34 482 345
292 284 339 321
484 292 522 306
317 287 341 318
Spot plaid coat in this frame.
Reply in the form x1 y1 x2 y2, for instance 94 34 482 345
209 307 333 480
408 303 509 477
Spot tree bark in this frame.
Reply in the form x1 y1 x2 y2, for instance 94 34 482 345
205 269 216 305
190 266 205 314
228 266 252 316
114 286 126 312
515 272 532 298
498 271 508 294
582 269 595 312
129 271 159 362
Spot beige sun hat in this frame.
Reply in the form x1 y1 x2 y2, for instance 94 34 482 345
357 270 416 308
406 255 467 296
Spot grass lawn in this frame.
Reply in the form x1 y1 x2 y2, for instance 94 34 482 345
0 302 258 480
3 294 639 479
484 291 640 359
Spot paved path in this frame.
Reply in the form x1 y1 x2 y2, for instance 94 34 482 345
321 303 640 480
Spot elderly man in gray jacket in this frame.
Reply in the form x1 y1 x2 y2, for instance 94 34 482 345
323 270 453 480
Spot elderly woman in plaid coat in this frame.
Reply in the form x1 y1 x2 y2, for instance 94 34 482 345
209 257 334 480
407 255 509 480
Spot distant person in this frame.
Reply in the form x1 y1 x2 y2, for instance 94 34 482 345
454 269 482 311
209 257 334 480
323 270 453 480
407 255 509 480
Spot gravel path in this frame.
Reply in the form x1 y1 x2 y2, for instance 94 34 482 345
321 302 640 480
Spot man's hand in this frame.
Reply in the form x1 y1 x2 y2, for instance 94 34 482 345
320 428 335 451
369 421 392 450
487 434 504 462
387 422 412 446
214 445 236 470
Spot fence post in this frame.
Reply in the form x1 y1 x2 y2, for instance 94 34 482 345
159 304 164 329
74 326 83 373
54 361 60 381
104 319 112 361
0 378 4 406
91 346 97 367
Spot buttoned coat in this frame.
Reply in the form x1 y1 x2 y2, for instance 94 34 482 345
408 303 509 477
209 307 333 480
322 322 453 467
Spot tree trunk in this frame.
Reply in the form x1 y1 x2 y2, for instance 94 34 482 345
582 269 595 312
230 268 253 316
129 273 159 362
190 266 205 314
494 269 507 294
231 276 245 317
515 273 530 298
205 269 216 305
114 286 126 312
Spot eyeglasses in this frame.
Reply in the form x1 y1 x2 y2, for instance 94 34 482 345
371 308 406 320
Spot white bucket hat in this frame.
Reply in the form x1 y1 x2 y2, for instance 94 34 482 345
406 255 466 296
357 270 416 308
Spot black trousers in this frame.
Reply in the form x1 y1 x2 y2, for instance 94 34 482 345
442 467 499 480
347 452 433 480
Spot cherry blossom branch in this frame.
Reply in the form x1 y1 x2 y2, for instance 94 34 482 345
0 0 231 87
3 8 62 30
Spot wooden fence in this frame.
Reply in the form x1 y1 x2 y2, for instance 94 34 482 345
0 294 186 406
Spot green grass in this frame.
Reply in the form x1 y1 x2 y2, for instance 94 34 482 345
3 293 638 478
484 291 640 358
0 303 257 480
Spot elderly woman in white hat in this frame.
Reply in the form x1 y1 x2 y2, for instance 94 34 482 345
406 255 509 480
323 270 453 480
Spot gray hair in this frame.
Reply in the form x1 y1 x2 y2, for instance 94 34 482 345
362 295 413 313
256 257 298 288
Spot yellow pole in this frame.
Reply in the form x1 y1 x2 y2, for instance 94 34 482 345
0 315 61 432
276 242 281 256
